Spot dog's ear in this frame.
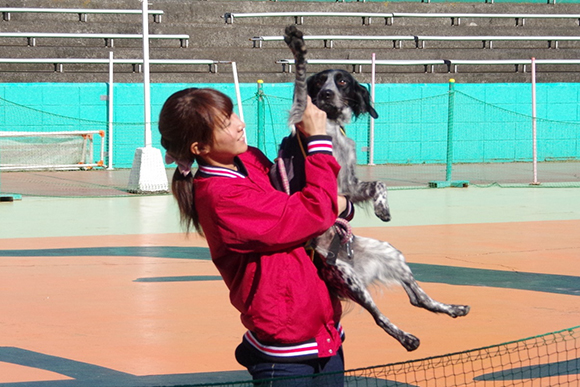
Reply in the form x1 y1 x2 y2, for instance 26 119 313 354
351 82 379 119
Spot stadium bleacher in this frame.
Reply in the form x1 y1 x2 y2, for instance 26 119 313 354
0 0 580 83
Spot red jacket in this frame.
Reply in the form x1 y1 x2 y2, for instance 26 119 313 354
194 138 343 361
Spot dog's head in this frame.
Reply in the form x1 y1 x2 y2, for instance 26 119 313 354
307 69 378 125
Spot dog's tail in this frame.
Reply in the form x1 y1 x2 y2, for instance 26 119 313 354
284 25 308 128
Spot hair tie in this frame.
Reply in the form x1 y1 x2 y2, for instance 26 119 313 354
165 153 193 177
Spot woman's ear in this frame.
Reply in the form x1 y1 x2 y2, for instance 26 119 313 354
190 142 208 156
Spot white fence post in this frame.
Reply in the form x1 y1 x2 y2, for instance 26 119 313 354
107 51 114 170
369 53 376 166
127 0 169 193
531 57 539 185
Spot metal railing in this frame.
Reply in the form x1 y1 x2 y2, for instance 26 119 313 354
225 11 580 27
0 32 189 48
252 34 580 49
0 7 164 23
275 58 580 73
0 58 227 73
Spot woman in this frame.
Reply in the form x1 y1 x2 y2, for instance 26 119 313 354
158 88 346 385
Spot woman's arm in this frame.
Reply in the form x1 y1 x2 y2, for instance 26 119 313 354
214 99 341 254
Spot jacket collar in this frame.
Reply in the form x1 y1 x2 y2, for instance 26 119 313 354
197 157 247 179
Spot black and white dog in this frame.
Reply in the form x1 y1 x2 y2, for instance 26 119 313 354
271 26 469 351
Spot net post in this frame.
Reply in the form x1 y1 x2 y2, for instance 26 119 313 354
429 79 469 188
446 78 455 182
368 52 376 166
256 80 266 151
530 57 540 186
107 51 115 170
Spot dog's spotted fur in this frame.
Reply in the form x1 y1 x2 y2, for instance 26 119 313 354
276 26 469 351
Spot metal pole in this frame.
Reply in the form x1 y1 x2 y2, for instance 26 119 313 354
142 0 152 148
232 62 245 122
232 62 246 144
256 80 265 151
429 79 468 188
446 78 456 182
107 51 114 170
531 57 539 185
369 53 376 166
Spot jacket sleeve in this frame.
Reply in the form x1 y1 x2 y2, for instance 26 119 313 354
215 148 340 254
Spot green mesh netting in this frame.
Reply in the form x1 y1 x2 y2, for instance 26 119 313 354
185 325 579 386
1 86 579 198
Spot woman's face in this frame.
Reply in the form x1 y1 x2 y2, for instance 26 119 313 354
201 112 247 167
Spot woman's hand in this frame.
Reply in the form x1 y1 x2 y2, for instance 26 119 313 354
295 97 327 137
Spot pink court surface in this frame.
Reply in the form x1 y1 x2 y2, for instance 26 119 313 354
0 183 579 386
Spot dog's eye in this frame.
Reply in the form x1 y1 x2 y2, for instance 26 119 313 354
337 79 348 86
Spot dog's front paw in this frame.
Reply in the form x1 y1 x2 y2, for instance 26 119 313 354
283 25 306 56
372 182 390 222
374 203 391 222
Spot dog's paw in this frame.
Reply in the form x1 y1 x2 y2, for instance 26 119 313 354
283 25 306 56
374 203 391 222
401 334 420 352
449 304 470 318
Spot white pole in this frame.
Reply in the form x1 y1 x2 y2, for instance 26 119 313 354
107 51 114 170
232 62 244 122
142 0 152 148
231 61 247 144
127 1 168 193
369 53 376 166
531 57 539 185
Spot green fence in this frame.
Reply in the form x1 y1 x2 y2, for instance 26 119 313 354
1 82 579 198
249 82 580 188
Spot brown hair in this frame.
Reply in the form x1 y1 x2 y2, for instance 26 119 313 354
158 88 234 234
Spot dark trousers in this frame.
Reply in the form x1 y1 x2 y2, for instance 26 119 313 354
236 344 345 387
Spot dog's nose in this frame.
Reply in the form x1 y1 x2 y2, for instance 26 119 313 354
320 89 334 100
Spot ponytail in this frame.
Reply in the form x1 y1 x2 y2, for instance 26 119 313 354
171 168 202 235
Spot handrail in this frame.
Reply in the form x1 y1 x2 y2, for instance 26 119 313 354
251 35 415 49
275 58 580 74
252 34 580 49
391 12 580 26
226 11 580 27
417 35 580 49
0 58 228 73
0 7 164 23
0 32 190 48
448 58 580 72
224 11 393 25
276 59 446 73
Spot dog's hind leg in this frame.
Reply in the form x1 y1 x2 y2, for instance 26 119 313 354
317 257 420 352
350 236 470 318
400 276 470 318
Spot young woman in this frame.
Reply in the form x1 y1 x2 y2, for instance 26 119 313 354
158 88 347 385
